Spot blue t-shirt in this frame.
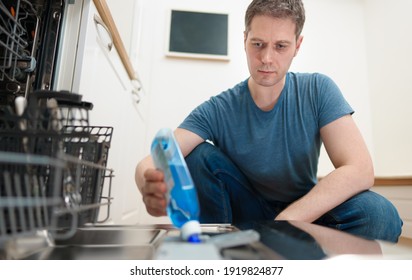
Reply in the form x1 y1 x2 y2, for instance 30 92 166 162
179 72 354 202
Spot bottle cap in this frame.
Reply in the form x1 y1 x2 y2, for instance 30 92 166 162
181 220 201 242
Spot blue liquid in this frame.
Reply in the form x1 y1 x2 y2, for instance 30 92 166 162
167 164 200 228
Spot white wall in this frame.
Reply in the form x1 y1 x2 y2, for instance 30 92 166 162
364 0 412 176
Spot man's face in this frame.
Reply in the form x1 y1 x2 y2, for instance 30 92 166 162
244 15 303 88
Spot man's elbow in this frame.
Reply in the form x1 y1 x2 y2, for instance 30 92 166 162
360 163 375 190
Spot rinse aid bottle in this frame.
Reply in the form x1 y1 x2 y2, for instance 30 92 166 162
151 128 201 243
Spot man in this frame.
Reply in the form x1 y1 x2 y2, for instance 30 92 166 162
135 0 402 242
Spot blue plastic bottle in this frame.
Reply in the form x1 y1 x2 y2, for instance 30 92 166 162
151 128 201 242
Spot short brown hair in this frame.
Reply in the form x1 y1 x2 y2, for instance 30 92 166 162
245 0 306 39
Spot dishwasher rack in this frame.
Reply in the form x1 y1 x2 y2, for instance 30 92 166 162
1 0 40 101
0 91 114 259
0 0 34 80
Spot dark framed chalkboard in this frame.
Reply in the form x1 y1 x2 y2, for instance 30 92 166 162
166 10 229 61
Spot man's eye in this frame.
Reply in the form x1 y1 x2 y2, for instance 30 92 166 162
276 44 287 50
253 42 263 47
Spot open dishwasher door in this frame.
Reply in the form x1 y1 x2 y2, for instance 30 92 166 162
19 224 280 260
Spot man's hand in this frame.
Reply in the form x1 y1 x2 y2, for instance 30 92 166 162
141 168 168 217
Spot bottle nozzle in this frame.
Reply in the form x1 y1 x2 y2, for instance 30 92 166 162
181 220 202 242
187 234 201 243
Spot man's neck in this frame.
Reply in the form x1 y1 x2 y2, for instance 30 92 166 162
248 76 286 111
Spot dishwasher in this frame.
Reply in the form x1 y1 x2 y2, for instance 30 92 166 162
0 0 121 260
0 89 115 259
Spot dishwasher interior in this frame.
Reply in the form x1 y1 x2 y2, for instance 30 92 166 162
1 0 64 105
1 0 120 260
0 89 116 260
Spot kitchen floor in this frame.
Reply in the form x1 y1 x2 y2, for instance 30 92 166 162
399 237 412 248
380 237 412 259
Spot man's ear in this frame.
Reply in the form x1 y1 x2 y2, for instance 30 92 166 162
294 35 304 57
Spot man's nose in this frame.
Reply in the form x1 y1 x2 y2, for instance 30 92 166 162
261 47 274 64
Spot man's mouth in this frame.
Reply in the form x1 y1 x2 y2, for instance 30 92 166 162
258 69 275 74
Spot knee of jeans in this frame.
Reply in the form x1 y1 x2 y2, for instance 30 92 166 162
359 192 403 242
325 191 403 242
379 197 403 242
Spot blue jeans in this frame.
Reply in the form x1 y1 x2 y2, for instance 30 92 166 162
185 142 403 243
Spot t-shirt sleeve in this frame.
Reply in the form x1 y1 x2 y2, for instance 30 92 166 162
316 74 354 128
178 99 217 142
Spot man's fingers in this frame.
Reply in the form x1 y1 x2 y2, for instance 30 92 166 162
144 168 164 182
143 195 167 216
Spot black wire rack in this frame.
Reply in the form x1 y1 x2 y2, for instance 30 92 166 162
1 0 39 103
0 90 114 258
0 0 32 80
0 152 64 238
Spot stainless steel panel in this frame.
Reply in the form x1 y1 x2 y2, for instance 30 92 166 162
22 227 167 260
27 245 156 260
54 227 166 246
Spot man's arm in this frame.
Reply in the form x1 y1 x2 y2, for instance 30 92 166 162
134 128 204 216
174 128 205 157
275 114 374 222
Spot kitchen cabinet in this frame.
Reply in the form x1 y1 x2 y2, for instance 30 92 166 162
56 0 149 224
